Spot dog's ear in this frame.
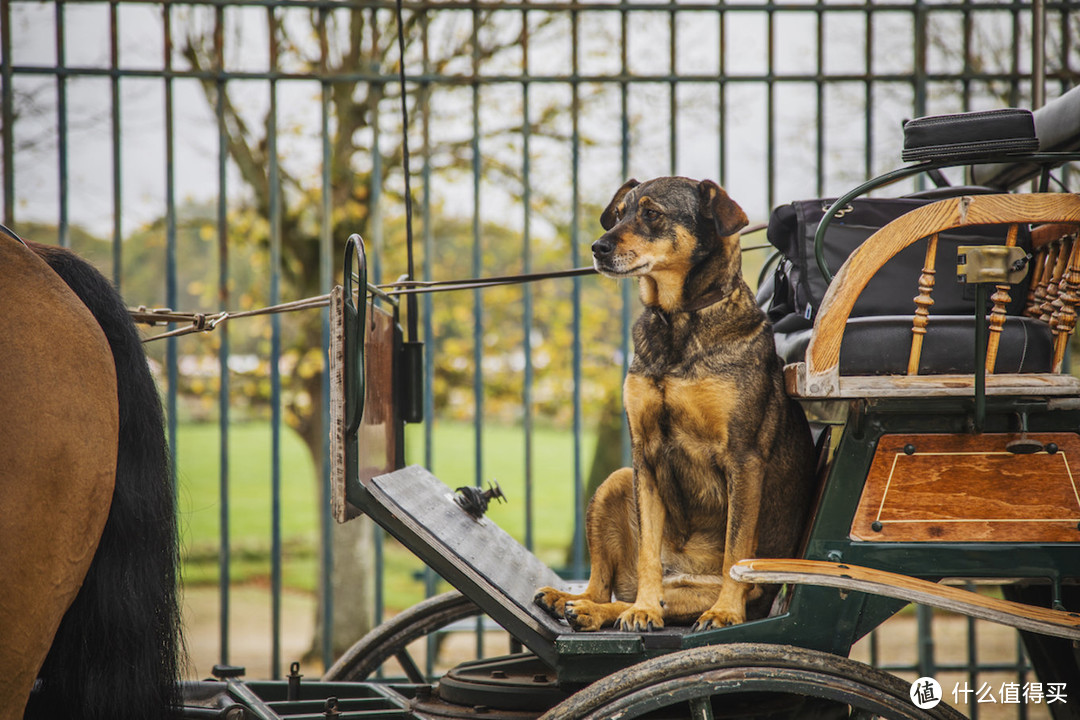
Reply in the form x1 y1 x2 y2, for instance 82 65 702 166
600 179 640 230
698 180 748 238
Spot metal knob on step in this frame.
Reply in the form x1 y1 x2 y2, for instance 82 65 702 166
455 481 506 519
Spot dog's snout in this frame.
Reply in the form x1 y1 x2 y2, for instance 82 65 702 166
592 236 615 258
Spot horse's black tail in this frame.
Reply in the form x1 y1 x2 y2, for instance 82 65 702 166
25 243 182 720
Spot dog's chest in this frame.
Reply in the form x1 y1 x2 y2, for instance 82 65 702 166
623 372 737 451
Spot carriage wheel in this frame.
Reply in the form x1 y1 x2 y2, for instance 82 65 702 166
322 590 481 683
540 644 967 720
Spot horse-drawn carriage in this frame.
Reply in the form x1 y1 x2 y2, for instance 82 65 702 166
7 84 1080 719
170 87 1080 719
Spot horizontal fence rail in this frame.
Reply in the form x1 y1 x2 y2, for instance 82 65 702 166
2 1 1078 714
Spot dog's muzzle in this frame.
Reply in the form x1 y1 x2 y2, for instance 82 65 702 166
592 236 615 262
591 236 616 275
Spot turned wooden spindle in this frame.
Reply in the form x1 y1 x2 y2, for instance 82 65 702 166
1051 234 1080 372
907 233 938 375
1029 242 1060 317
1040 237 1073 323
984 224 1019 374
1025 245 1050 317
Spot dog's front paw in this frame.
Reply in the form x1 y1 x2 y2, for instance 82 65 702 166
691 606 745 632
534 587 568 619
563 599 612 632
615 603 664 632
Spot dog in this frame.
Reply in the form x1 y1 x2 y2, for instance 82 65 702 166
535 176 817 632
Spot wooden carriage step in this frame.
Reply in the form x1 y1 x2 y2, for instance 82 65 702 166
730 558 1080 640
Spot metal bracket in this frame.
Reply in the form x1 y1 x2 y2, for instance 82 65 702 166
956 245 1030 285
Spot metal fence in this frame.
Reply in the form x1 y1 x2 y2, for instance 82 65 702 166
2 0 1077 714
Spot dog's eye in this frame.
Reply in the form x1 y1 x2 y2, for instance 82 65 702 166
642 208 660 222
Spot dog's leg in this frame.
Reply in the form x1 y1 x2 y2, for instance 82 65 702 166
693 454 764 631
610 464 667 631
534 468 636 630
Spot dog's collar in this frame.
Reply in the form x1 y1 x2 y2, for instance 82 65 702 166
683 289 729 314
678 289 730 315
651 288 728 323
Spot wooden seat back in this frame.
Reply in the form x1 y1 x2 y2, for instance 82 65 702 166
786 193 1080 399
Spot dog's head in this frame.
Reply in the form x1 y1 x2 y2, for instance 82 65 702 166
591 177 748 283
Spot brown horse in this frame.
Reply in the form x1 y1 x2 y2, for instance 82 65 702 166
0 228 181 720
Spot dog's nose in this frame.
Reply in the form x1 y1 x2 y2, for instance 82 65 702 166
592 237 615 258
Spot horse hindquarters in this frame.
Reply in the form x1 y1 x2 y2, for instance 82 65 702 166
0 236 118 720
24 242 181 720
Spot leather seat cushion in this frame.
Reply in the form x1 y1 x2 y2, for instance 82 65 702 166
774 315 1053 375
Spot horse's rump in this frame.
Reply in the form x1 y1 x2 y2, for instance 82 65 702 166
2 231 181 720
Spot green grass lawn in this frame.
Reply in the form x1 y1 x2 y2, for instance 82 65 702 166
176 422 320 590
404 421 594 567
178 419 595 613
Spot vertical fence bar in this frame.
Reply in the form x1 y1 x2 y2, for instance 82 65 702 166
55 0 67 248
814 4 824 198
962 5 973 109
916 604 935 679
668 0 676 175
163 1 179 492
966 608 979 720
421 9 440 678
717 6 725 188
1009 3 1021 106
765 7 775 211
470 3 485 659
371 10 384 286
913 0 927 119
214 1 231 667
521 5 535 554
619 4 632 469
471 7 483 497
266 4 283 680
371 9 387 638
0 0 12 227
1032 0 1046 109
1015 634 1029 720
319 30 335 670
863 5 873 182
421 9 435 494
570 6 585 579
912 0 927 192
110 0 122 285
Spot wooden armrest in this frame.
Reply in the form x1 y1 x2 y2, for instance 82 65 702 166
801 194 1080 397
731 558 1080 640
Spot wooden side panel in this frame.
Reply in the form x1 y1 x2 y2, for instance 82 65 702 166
851 433 1080 542
357 304 401 487
330 287 401 523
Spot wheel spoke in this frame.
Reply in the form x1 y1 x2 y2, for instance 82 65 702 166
849 709 879 720
689 696 714 720
394 648 427 684
322 591 480 682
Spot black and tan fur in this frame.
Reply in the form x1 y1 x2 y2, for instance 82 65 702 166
535 177 816 632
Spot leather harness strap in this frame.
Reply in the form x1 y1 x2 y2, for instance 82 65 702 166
0 223 28 247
